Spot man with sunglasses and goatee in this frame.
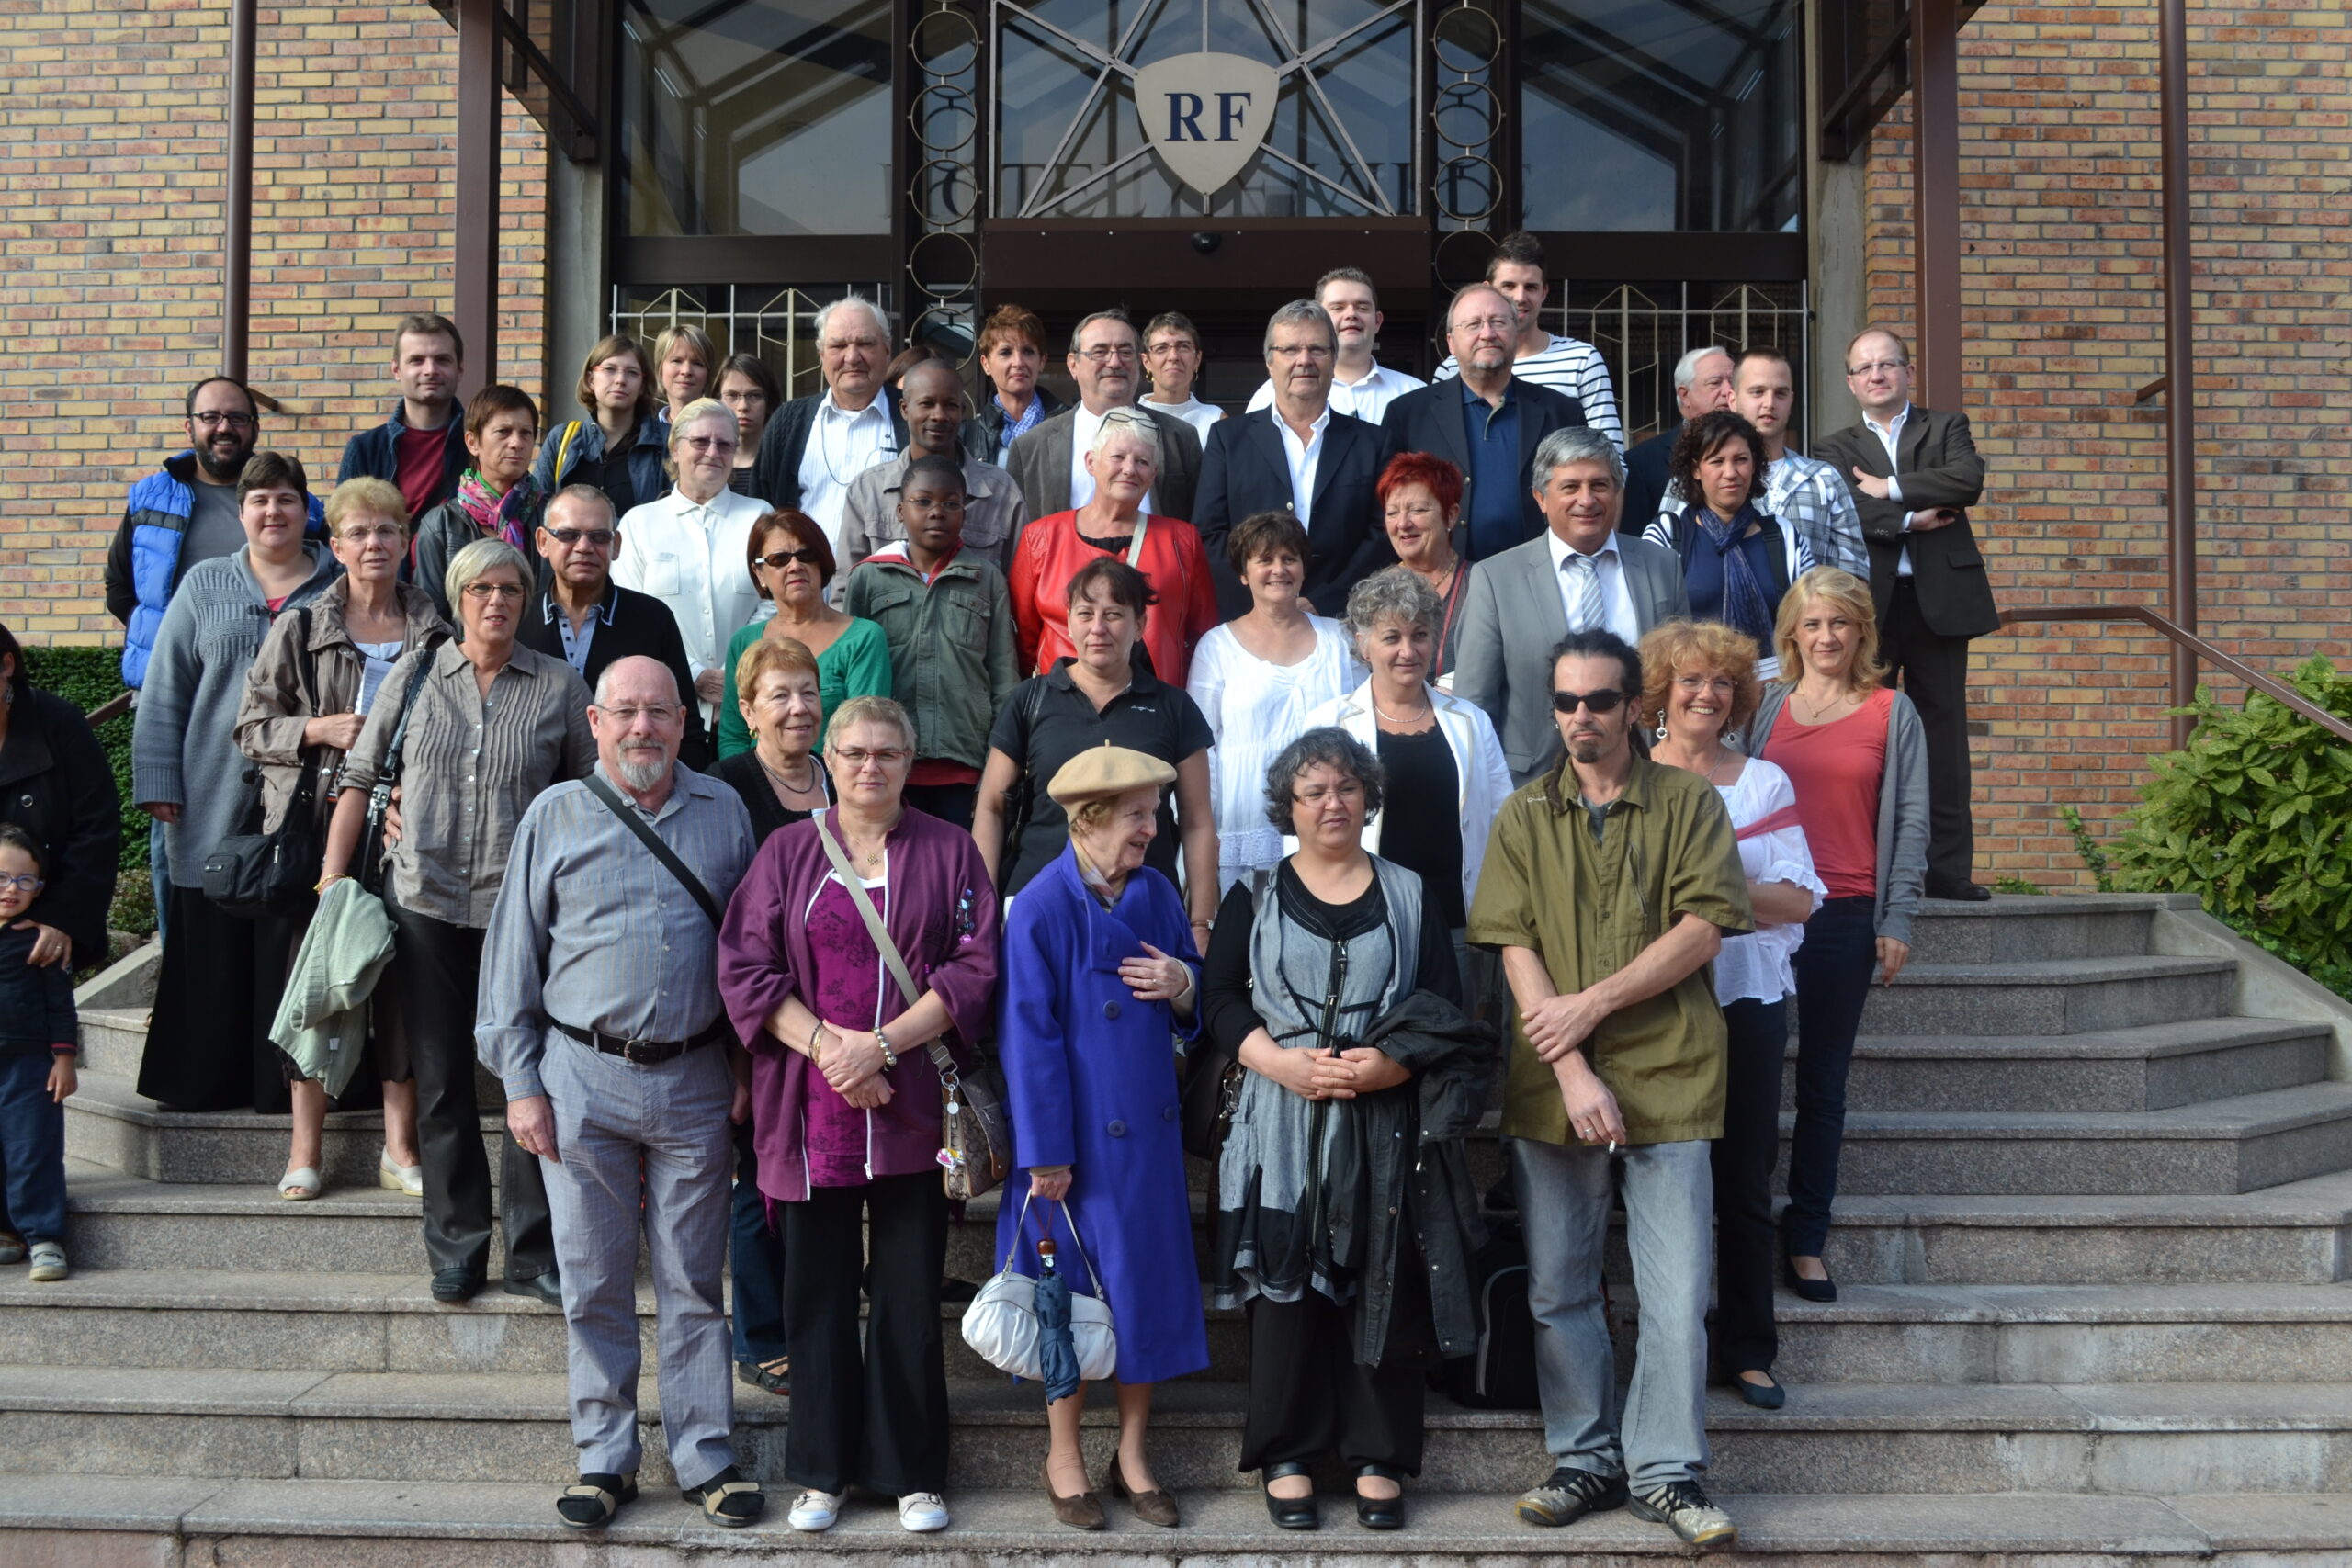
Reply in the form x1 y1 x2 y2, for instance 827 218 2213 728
518 485 711 767
1453 427 1685 785
1468 625 1752 1552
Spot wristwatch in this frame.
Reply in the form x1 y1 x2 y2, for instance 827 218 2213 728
874 1023 899 1071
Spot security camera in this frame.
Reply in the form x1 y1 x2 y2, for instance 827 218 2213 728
1190 231 1221 255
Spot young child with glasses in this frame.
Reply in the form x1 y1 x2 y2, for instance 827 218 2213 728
0 824 77 1282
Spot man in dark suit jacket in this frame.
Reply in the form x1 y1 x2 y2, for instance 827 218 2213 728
1193 300 1398 618
1815 327 1997 900
1004 310 1202 533
521 486 710 768
752 297 909 534
1619 344 1736 536
1382 283 1586 561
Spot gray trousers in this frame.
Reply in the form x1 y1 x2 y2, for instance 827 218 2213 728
1511 1135 1713 1490
541 1032 738 1489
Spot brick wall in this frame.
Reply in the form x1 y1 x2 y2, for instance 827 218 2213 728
0 0 548 642
1860 0 2352 886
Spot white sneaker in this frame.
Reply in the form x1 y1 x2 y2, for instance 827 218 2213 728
26 1242 66 1283
899 1492 949 1532
787 1489 840 1531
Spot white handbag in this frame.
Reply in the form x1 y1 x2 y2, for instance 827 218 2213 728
960 1194 1118 1384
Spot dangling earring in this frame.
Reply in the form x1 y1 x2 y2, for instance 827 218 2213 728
1655 721 1668 742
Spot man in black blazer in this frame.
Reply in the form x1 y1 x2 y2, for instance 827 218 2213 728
1004 310 1202 530
1620 344 1735 536
1193 300 1397 618
752 296 908 541
1382 284 1586 561
1815 327 1998 900
521 486 711 768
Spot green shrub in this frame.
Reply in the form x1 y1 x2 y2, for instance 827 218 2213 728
2112 655 2352 999
19 643 153 938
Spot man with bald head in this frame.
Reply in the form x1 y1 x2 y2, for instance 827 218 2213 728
480 655 762 1530
1004 308 1202 525
1383 283 1589 560
838 358 1023 568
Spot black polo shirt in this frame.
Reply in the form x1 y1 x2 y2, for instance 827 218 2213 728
989 659 1215 897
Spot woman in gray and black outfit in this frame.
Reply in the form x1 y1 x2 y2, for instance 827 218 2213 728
318 537 595 1305
1200 727 1491 1533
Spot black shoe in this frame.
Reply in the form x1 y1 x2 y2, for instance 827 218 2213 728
1261 1461 1318 1529
1515 1466 1629 1527
503 1271 563 1307
1734 1371 1788 1410
1781 1254 1837 1303
1928 877 1993 902
431 1264 485 1303
1355 1465 1405 1530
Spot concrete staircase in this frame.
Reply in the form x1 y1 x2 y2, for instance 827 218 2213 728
8 893 2352 1563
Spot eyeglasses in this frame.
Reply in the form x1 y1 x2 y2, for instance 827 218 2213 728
338 525 404 543
680 434 738 454
833 747 910 768
462 582 526 602
1077 344 1137 364
0 874 42 895
1269 344 1334 361
1551 688 1626 715
1846 359 1908 378
1293 779 1366 806
758 548 823 570
595 704 684 726
191 411 255 429
1453 315 1515 336
544 527 616 548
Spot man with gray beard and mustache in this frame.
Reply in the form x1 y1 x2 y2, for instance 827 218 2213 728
477 656 764 1530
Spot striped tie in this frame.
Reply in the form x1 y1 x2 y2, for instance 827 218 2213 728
1563 550 1603 632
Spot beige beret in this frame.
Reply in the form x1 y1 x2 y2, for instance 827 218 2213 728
1046 743 1177 807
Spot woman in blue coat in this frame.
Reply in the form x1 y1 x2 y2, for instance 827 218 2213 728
996 745 1209 1532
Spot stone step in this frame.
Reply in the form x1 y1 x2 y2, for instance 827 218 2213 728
8 1474 2344 1563
1785 1018 2332 1113
1898 894 2188 967
74 1007 151 1079
1787 1084 2352 1196
1850 955 2239 1037
3 1366 2349 1495
8 1267 2348 1388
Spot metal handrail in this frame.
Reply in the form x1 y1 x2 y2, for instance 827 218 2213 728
1998 606 2352 747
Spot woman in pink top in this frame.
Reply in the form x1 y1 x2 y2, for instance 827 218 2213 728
1746 568 1928 1305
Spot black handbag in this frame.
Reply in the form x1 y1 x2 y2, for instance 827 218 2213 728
203 610 323 919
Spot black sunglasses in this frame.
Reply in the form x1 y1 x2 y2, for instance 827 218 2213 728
542 527 615 548
758 548 824 570
1551 688 1627 715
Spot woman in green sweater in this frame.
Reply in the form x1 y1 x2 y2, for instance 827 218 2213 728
717 509 891 758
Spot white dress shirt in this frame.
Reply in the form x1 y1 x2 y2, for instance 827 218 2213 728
1069 404 1156 514
797 392 898 554
1544 527 1642 647
1862 401 1919 576
1276 405 1331 526
613 486 774 718
1246 359 1425 424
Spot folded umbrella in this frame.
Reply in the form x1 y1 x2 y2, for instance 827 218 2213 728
1033 1238 1080 1404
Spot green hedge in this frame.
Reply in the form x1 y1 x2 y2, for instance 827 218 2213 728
20 643 153 937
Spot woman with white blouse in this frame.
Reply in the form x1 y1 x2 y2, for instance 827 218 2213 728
1185 512 1361 897
1641 618 1824 1413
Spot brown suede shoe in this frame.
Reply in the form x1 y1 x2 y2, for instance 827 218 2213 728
1045 1461 1105 1530
1105 1455 1181 1528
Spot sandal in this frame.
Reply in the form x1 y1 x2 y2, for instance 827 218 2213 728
556 1472 637 1529
735 1357 790 1395
278 1168 322 1201
684 1465 764 1527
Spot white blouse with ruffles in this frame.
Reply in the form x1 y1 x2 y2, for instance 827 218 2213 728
1714 757 1827 1005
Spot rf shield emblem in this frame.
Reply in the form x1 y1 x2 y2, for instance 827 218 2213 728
1134 52 1280 197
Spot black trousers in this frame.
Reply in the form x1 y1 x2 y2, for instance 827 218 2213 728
902 781 978 833
1239 1240 1431 1477
1880 578 1975 887
783 1170 950 1495
138 887 296 1114
1710 997 1788 1376
379 896 553 1281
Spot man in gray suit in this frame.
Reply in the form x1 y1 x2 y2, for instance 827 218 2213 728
1454 427 1690 783
1004 309 1202 535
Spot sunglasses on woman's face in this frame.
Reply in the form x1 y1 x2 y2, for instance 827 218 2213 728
758 548 822 570
1551 688 1626 715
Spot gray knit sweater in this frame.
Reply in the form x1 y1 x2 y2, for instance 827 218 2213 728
132 545 340 888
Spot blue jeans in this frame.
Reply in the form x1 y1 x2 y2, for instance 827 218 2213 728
1512 1135 1713 1490
0 1053 67 1244
1782 896 1879 1258
729 1117 787 1365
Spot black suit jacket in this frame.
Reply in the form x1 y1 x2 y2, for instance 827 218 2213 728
516 581 711 767
1620 422 1679 538
752 386 910 514
1192 408 1398 618
1380 377 1587 558
1815 405 1998 639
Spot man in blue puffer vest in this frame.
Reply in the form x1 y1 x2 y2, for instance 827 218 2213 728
101 375 324 928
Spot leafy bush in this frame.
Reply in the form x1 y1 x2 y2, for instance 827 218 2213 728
19 643 153 938
2112 655 2352 998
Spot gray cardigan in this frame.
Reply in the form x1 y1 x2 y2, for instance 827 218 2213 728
1745 683 1930 947
132 545 340 887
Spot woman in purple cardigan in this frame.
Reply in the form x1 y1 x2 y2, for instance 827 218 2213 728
718 694 999 1538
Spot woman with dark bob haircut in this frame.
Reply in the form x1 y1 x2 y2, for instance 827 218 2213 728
1197 725 1493 1533
1642 410 1810 678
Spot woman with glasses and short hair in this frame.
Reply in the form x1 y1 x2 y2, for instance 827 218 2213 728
716 510 891 759
317 537 596 1307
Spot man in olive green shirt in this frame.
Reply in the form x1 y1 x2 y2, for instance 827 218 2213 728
1468 627 1750 1551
